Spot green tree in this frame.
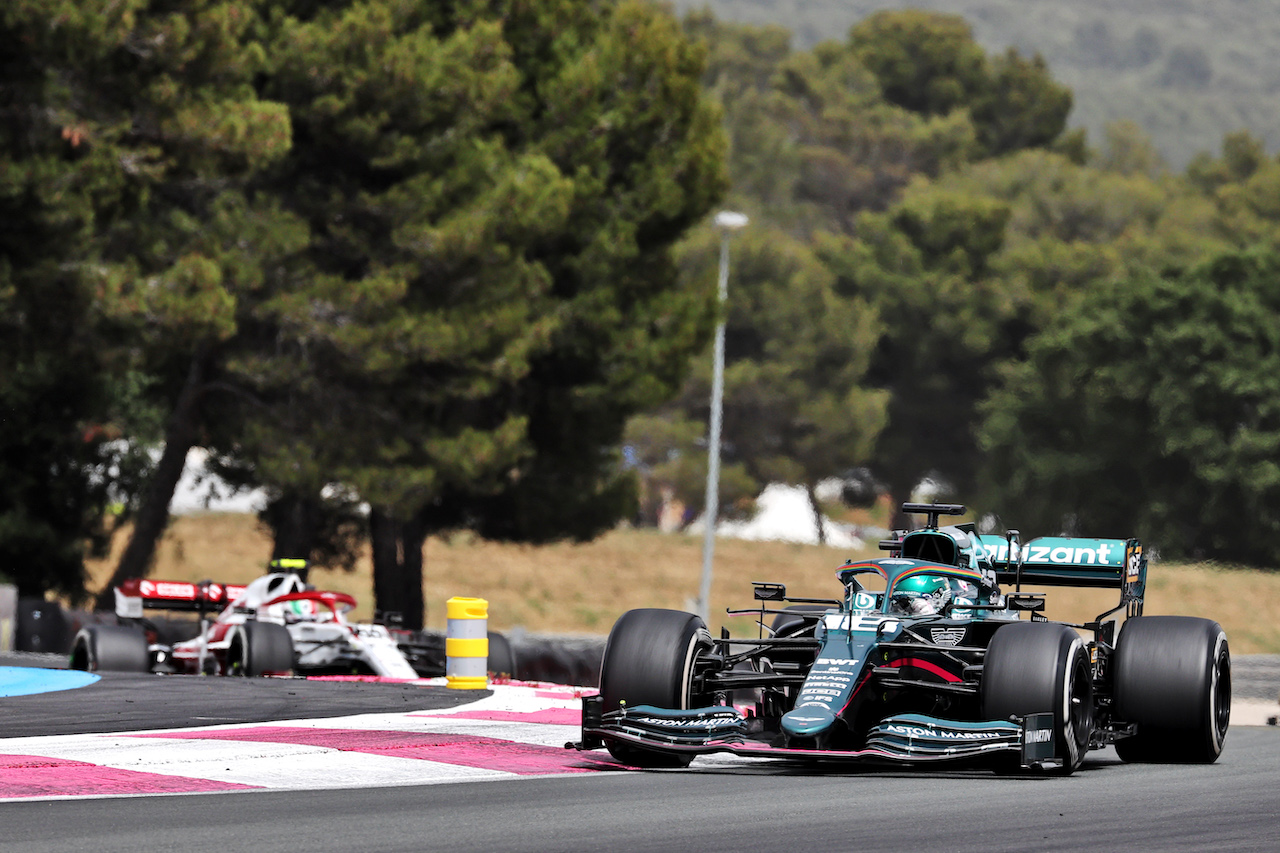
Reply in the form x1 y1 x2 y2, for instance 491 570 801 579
650 223 887 541
978 249 1280 564
636 10 1077 538
1185 130 1267 194
827 138 1230 518
1 1 294 600
850 11 1071 159
215 0 728 627
823 188 1012 514
771 40 978 228
849 11 989 119
0 274 109 598
79 0 302 606
637 13 1007 537
1 2 110 598
716 228 887 541
694 14 982 231
624 411 756 527
971 49 1073 156
1097 120 1166 178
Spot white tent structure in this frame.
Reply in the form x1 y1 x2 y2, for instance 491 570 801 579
685 483 865 548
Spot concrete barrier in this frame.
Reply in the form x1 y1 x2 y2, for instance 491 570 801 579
503 631 605 687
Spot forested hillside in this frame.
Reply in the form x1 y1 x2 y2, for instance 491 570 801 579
675 0 1280 167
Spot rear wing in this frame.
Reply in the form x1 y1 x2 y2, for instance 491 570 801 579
975 535 1146 601
114 579 246 619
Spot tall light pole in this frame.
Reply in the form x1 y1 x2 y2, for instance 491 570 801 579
698 210 748 624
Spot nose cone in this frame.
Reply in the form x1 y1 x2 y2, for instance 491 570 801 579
781 706 837 738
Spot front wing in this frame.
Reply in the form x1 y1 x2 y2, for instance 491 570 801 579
573 697 1057 768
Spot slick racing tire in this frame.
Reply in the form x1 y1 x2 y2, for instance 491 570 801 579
68 625 150 673
1113 616 1230 763
227 620 295 677
599 608 712 768
982 622 1094 774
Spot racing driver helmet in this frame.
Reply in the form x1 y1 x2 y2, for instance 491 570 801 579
891 574 952 616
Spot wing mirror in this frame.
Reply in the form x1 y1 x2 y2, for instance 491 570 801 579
753 582 786 602
1006 593 1045 612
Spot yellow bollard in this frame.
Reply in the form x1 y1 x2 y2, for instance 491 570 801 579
445 597 489 689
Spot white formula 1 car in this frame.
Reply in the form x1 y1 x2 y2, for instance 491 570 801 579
70 564 418 678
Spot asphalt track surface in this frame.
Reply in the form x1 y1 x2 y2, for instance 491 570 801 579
3 665 1279 852
2 670 479 736
2 731 1278 853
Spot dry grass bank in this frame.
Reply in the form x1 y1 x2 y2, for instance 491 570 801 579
83 513 1280 653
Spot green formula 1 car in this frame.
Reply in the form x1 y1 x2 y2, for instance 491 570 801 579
573 502 1231 774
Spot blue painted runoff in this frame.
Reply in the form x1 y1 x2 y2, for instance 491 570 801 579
0 666 100 697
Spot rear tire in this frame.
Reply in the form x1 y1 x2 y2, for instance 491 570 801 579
68 625 150 673
599 608 712 768
227 621 295 677
1113 616 1230 763
983 622 1094 774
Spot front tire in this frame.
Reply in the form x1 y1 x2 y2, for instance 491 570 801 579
599 608 712 767
983 622 1094 774
68 625 149 673
1113 616 1230 763
227 621 295 677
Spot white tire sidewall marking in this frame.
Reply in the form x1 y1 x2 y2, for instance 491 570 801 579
1208 630 1227 755
1062 636 1084 765
679 628 710 709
